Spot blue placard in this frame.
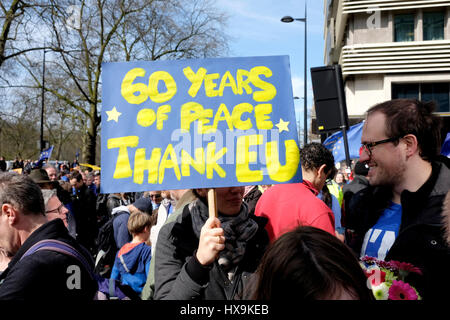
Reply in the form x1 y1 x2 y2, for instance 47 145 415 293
101 55 301 193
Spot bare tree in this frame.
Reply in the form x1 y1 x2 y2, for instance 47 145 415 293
0 1 48 68
0 91 40 159
2 0 228 164
44 0 228 163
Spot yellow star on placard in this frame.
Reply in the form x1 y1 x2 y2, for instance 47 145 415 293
106 107 121 122
275 118 290 133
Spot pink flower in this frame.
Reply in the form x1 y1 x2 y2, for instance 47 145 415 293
388 280 418 300
389 261 423 275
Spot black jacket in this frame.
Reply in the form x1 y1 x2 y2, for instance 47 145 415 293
243 186 262 216
0 219 97 300
0 159 6 172
71 184 98 254
153 204 269 300
342 175 370 226
346 157 450 299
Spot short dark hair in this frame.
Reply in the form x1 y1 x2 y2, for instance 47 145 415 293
300 143 335 177
0 172 45 216
367 99 442 161
69 170 83 182
252 226 373 300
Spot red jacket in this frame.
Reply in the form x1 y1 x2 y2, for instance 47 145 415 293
255 181 335 242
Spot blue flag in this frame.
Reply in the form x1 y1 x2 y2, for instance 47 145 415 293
39 146 54 162
323 121 364 163
441 132 450 157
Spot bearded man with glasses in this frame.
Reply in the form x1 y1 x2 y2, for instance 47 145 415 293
346 99 450 300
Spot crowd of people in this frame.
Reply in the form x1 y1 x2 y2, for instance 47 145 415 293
0 98 449 301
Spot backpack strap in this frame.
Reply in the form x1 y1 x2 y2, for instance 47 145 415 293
109 277 118 300
118 255 130 273
20 239 95 280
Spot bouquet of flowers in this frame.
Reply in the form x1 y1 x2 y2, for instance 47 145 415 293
360 256 422 300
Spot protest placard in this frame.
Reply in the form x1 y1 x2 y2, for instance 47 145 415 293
101 55 301 193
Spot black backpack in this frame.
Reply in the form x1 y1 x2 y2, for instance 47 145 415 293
94 211 127 278
95 193 109 227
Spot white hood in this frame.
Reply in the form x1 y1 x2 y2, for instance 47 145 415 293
111 205 129 216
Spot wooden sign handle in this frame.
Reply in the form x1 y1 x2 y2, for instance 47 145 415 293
207 188 218 219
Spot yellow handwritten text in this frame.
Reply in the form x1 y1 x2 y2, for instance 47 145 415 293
183 66 276 101
121 68 177 104
136 105 171 130
108 138 228 184
180 102 273 133
107 135 299 185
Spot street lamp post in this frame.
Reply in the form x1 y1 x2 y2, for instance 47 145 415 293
281 0 307 146
40 47 46 153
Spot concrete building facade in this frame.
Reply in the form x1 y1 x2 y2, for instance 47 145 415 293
321 0 450 134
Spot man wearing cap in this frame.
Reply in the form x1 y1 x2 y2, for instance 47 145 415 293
28 168 57 190
112 197 154 249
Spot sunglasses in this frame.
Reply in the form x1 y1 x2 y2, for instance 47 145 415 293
150 194 161 199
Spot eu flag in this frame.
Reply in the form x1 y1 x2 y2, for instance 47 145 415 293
39 146 54 162
323 121 364 163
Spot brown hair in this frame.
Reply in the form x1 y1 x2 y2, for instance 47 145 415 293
127 211 156 236
252 226 373 300
69 170 83 182
367 99 442 161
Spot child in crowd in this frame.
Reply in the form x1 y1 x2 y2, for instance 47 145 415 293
110 211 155 295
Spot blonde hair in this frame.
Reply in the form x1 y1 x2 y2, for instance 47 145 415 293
127 211 155 235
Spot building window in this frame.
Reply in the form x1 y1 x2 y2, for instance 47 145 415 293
392 83 450 112
423 11 444 41
422 83 449 112
394 14 415 42
391 83 419 99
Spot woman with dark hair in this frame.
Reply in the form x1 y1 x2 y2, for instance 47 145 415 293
252 226 373 300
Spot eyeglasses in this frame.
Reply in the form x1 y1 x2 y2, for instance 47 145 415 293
361 136 401 157
150 194 161 199
45 203 66 215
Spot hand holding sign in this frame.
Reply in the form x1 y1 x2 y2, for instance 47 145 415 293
196 216 225 266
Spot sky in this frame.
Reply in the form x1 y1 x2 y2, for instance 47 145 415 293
216 0 325 132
